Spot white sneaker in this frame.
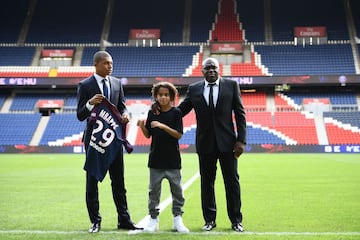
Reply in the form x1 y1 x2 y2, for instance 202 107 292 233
144 217 159 232
173 215 190 233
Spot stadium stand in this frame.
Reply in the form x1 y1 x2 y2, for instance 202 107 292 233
26 0 107 43
253 44 356 75
271 0 348 41
284 91 358 110
0 47 35 66
246 126 288 145
0 0 358 77
81 46 201 77
39 113 85 146
324 112 360 144
9 92 75 112
0 113 41 145
210 0 245 42
108 0 184 43
0 0 359 152
0 0 29 43
189 0 219 42
235 0 265 42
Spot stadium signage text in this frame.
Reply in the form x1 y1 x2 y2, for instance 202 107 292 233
211 43 243 53
231 77 254 84
1 75 359 87
41 49 74 57
1 144 360 154
0 78 37 85
324 145 360 153
129 29 161 39
294 26 327 37
303 98 330 104
37 100 64 108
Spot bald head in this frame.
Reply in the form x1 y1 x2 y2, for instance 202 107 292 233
201 57 220 83
202 57 220 71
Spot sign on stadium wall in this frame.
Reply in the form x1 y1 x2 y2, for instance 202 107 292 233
129 29 161 39
210 43 243 53
0 75 359 87
1 144 360 154
41 49 74 57
303 98 330 104
294 26 327 37
37 100 64 108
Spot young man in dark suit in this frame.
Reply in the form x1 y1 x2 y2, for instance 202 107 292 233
178 57 246 232
77 50 142 233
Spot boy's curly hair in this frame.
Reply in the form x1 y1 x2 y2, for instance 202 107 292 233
151 81 178 102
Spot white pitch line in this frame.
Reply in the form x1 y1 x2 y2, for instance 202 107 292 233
1 229 360 236
135 171 200 228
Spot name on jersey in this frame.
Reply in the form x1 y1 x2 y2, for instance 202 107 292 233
99 109 119 130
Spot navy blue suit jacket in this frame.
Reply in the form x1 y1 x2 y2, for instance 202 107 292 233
77 75 128 150
178 78 246 154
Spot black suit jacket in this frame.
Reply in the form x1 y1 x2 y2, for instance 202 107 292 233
178 78 246 154
76 75 127 148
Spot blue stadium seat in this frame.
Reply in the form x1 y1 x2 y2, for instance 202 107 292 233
284 92 357 106
81 46 199 77
254 44 355 75
247 126 287 145
39 113 85 145
26 0 106 43
0 113 41 145
108 0 184 43
0 0 29 43
271 0 348 41
0 47 35 66
10 93 75 111
236 0 265 42
323 112 360 128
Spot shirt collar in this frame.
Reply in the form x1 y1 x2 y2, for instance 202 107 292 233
94 73 108 83
205 78 219 87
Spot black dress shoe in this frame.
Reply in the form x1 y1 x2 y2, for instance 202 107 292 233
232 222 244 232
88 222 101 233
202 221 216 231
118 221 143 230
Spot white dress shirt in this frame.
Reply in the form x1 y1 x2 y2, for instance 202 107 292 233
86 74 111 111
203 79 219 107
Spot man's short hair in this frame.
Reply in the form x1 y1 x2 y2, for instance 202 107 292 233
202 57 220 70
93 51 111 64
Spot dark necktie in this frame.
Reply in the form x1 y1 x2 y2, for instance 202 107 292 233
102 79 109 99
208 83 215 111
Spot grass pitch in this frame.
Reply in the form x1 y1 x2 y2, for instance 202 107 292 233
0 153 359 240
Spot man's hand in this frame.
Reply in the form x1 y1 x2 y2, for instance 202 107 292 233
121 113 130 124
233 141 245 158
89 94 105 105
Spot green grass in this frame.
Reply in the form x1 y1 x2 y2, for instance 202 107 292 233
1 153 360 240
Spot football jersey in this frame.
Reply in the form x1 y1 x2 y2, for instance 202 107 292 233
84 98 133 181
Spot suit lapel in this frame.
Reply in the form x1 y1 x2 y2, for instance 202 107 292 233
198 81 208 108
108 76 120 105
215 78 224 110
91 76 102 95
108 76 113 102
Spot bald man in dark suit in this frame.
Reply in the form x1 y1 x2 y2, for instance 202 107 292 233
178 57 246 232
77 50 142 233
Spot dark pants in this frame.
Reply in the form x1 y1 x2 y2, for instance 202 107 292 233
85 151 131 224
198 151 242 224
